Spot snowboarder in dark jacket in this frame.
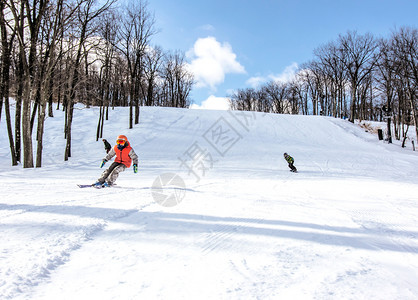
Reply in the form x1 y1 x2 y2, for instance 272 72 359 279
284 153 297 172
102 139 112 153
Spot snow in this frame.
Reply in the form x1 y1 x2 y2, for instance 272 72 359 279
1 105 418 299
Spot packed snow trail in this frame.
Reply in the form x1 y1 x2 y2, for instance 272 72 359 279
1 106 418 299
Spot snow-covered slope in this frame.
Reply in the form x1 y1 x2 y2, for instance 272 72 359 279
1 106 418 299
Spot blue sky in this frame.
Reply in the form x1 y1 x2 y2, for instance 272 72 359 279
147 0 418 108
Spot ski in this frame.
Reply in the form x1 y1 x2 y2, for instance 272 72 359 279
77 184 94 188
77 183 116 188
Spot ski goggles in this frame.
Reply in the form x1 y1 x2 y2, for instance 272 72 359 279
116 139 126 145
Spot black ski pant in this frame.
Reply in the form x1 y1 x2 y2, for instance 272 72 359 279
288 163 297 172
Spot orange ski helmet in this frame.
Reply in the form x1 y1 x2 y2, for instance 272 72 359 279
116 135 128 145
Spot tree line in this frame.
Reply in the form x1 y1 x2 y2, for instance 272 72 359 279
0 0 193 168
1 1 417 168
230 28 418 145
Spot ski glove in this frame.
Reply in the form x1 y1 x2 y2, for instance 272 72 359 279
100 160 107 168
133 164 138 173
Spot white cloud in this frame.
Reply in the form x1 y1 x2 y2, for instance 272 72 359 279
246 62 299 88
246 76 266 88
269 62 298 83
186 37 246 90
190 95 231 110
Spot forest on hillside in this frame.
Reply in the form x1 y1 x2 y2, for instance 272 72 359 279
1 0 193 168
1 0 417 168
230 29 418 146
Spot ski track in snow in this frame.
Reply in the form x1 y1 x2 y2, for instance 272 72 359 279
1 105 418 299
0 175 155 299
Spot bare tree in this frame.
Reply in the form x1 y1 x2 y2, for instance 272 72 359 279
338 31 378 122
7 0 51 168
63 0 115 161
375 38 397 143
264 81 290 114
314 41 348 117
300 61 326 116
230 88 257 111
161 51 193 108
144 45 163 106
391 27 418 143
0 0 18 165
116 0 156 128
35 0 71 167
96 11 118 140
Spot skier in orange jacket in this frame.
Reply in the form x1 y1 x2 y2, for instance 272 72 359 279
94 135 139 187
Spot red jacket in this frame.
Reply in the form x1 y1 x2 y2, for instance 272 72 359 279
103 141 138 168
113 143 133 167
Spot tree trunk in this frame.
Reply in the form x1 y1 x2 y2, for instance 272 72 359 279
349 86 357 123
4 99 18 166
410 98 418 144
1 2 18 164
129 100 133 129
0 35 17 165
64 101 73 160
387 117 393 144
15 85 23 163
135 104 140 124
96 105 103 141
36 101 47 167
48 71 54 117
101 106 105 137
30 89 40 134
401 124 409 148
22 78 34 168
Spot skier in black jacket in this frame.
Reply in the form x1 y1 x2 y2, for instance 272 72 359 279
102 139 112 153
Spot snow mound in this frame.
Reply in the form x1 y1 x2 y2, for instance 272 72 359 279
1 106 418 299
